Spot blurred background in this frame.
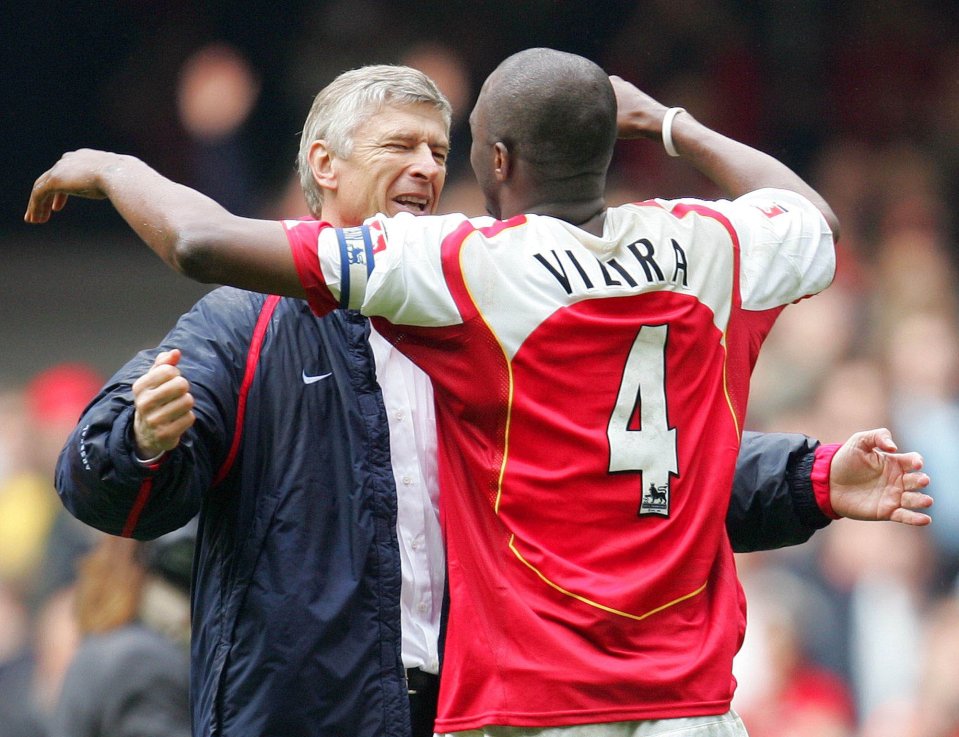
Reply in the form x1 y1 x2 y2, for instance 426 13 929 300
1 1 958 736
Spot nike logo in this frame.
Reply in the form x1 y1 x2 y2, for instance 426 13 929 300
302 370 333 385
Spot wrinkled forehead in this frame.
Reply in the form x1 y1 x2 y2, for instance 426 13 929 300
358 99 450 138
351 100 451 148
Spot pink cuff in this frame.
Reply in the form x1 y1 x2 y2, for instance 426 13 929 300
812 443 843 519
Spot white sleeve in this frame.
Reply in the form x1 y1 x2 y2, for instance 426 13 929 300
354 212 471 327
709 188 836 311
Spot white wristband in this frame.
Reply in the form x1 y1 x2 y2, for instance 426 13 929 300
135 449 166 466
662 107 686 157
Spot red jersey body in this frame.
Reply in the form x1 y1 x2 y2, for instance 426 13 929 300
284 189 835 731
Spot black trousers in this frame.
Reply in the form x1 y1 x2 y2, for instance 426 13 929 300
407 668 440 737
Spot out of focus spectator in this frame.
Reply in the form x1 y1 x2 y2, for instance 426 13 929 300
20 364 105 611
0 581 44 737
48 526 193 737
0 363 104 737
734 563 856 737
885 309 959 586
176 42 261 215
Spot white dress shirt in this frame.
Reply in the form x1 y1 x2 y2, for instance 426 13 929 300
369 326 445 674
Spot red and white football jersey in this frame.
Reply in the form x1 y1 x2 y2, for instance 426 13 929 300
284 188 835 731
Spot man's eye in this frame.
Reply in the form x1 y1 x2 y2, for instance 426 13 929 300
433 151 449 164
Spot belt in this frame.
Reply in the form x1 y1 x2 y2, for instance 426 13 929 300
406 667 439 696
406 668 440 737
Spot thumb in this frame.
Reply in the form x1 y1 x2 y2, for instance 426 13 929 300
153 348 182 369
867 427 898 454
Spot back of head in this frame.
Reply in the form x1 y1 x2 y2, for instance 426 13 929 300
298 65 452 216
482 48 617 185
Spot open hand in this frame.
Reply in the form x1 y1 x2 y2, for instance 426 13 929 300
24 149 117 224
829 428 932 526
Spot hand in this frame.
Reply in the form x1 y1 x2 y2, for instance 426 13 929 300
609 76 669 140
132 349 196 459
829 428 932 526
24 149 119 224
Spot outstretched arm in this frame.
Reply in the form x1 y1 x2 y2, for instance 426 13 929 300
24 149 304 297
728 428 932 554
824 428 932 526
610 76 839 239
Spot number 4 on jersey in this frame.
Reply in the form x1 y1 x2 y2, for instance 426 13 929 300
607 325 678 517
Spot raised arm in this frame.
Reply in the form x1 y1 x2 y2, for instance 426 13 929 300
56 289 265 538
610 76 839 240
25 149 304 297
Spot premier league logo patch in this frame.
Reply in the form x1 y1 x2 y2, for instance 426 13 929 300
341 227 369 267
639 482 669 517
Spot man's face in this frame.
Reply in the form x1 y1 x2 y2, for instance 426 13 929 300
329 102 449 225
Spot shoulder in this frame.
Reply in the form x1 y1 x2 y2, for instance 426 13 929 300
64 626 172 683
185 287 315 332
81 624 183 659
193 286 270 313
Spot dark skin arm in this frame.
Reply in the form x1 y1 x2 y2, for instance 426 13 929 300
610 76 840 240
26 156 928 527
25 149 305 297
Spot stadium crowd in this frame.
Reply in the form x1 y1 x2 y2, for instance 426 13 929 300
2 1 958 735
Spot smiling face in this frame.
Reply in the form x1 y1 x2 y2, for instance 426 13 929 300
324 101 449 226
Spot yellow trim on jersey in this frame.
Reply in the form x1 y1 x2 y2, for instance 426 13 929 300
455 226 519 515
508 534 708 621
720 331 741 441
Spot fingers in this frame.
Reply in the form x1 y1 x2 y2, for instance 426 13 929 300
24 175 56 224
889 507 933 526
884 450 925 473
854 427 898 454
900 488 933 509
24 150 110 224
133 350 195 454
25 165 69 224
890 473 934 526
134 371 194 424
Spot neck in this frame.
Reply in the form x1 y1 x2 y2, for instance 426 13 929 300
514 197 607 236
501 164 608 235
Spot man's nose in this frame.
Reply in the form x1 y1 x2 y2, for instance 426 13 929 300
409 145 444 179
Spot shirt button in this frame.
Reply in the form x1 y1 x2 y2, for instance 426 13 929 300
417 602 429 613
395 411 405 421
402 476 413 486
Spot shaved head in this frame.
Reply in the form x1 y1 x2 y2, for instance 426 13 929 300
476 48 617 184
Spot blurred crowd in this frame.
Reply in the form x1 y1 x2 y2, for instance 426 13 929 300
3 0 959 735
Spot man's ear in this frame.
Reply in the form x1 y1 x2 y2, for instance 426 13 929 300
308 140 337 192
492 142 511 182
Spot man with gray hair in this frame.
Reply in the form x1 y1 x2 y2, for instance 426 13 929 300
51 64 453 737
34 57 931 737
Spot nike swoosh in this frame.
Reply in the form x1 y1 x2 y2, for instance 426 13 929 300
302 370 333 385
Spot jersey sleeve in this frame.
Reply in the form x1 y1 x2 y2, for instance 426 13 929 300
662 188 835 311
284 212 470 326
282 218 341 316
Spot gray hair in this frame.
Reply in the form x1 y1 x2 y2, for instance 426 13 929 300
297 64 453 216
